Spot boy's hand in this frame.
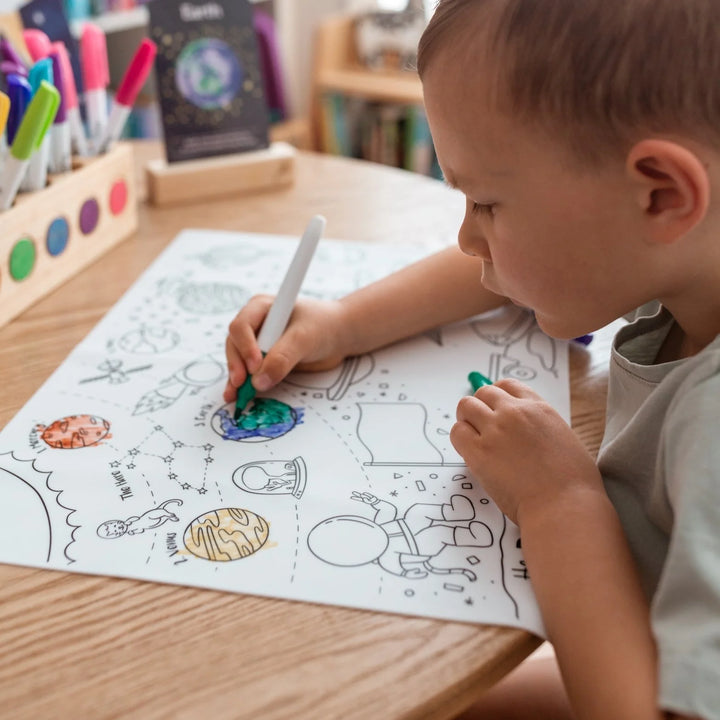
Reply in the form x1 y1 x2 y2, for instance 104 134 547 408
451 379 603 526
223 295 349 403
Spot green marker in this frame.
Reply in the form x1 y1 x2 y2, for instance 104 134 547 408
468 371 493 392
234 214 326 422
0 80 60 211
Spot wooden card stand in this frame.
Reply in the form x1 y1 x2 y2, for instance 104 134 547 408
0 142 139 329
145 141 296 207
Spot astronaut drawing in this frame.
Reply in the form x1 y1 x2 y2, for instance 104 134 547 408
308 492 493 580
97 499 183 538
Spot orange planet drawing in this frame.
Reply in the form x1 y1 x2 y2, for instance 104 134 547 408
38 415 112 449
184 508 269 561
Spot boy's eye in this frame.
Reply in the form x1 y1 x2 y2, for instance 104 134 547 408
472 201 497 217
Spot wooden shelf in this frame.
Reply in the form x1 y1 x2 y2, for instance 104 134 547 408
316 67 423 105
311 15 425 151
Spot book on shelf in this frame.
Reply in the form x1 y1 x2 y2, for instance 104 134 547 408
320 93 440 179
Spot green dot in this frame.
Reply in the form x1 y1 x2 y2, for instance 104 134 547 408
9 238 36 281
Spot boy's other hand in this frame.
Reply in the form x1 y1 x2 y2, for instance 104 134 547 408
223 295 349 403
451 378 603 526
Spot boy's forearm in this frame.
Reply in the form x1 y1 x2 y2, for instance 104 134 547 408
338 245 507 356
520 487 662 720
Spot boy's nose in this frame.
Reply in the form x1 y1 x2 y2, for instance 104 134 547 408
458 208 489 259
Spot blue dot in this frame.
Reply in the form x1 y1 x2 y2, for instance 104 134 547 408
46 217 70 256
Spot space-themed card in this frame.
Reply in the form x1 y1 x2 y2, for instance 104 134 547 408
149 0 270 164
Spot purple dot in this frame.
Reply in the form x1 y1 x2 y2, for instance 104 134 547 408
79 198 100 234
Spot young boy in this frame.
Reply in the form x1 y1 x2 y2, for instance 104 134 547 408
225 1 720 717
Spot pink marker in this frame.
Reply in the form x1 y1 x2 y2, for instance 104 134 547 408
51 41 89 157
97 39 157 154
22 29 52 62
80 23 109 154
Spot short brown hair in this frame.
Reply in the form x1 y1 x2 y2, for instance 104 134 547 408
417 0 720 164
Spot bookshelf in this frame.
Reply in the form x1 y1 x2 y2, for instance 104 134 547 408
313 15 423 108
312 15 436 176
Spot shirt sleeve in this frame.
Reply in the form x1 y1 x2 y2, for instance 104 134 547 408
652 371 720 720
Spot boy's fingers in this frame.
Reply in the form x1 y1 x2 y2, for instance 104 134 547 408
492 377 541 400
227 295 273 375
222 380 237 403
254 347 297 391
225 336 247 388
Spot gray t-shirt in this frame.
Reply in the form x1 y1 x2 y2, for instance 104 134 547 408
598 305 720 719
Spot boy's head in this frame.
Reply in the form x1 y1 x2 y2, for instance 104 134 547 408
418 0 719 341
418 0 720 166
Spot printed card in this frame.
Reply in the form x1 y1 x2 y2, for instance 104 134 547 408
149 0 269 163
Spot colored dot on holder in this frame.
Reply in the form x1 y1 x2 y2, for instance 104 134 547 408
9 238 36 281
46 217 70 256
79 198 100 235
109 179 128 215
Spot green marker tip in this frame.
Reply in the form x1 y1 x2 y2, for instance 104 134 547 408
468 371 493 392
234 375 257 422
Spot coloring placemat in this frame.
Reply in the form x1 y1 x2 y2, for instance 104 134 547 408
0 230 570 636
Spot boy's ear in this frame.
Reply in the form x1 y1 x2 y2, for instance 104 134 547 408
626 139 709 244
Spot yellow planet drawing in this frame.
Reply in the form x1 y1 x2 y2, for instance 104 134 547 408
183 508 269 561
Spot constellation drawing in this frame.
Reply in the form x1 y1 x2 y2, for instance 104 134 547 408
109 424 216 495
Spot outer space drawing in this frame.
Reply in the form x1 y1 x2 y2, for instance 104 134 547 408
0 231 570 635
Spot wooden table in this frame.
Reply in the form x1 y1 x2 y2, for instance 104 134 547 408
0 143 616 720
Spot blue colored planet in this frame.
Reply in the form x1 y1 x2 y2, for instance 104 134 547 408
176 38 243 109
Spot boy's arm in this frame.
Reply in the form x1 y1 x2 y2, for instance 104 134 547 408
452 381 663 720
226 245 506 397
338 244 507 357
520 491 663 720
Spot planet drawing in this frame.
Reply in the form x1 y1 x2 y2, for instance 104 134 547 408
37 414 112 449
211 398 304 442
183 508 269 561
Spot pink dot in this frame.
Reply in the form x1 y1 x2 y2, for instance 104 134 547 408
109 180 128 215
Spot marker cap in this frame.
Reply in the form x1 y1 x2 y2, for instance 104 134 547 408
22 29 52 62
80 23 109 91
0 36 27 73
0 90 9 134
1 60 27 77
49 50 67 122
10 80 60 161
28 58 54 95
115 39 157 107
7 73 32 143
51 41 78 110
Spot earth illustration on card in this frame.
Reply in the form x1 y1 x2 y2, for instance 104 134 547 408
175 38 243 109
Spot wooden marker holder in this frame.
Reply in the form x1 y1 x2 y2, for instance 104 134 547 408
145 141 296 207
0 142 138 329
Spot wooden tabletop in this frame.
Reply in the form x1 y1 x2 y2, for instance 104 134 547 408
0 143 616 720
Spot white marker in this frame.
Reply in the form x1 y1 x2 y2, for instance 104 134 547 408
258 214 326 350
234 214 326 418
